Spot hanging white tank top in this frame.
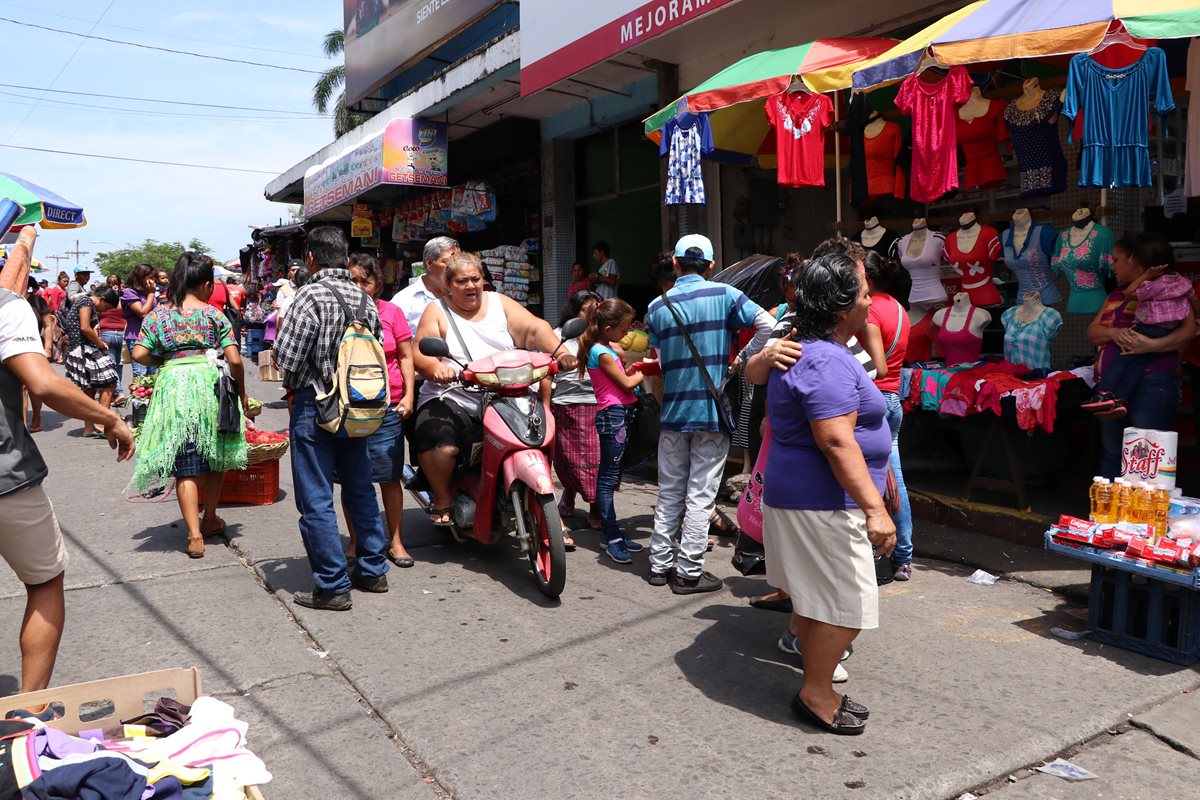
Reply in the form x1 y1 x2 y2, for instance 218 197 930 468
419 293 516 413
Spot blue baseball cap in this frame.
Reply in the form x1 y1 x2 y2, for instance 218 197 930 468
674 234 713 261
73 264 92 274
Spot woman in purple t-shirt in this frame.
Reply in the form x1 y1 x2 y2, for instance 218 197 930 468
755 252 895 736
120 263 159 379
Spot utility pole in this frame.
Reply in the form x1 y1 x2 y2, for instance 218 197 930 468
62 240 89 263
43 254 70 267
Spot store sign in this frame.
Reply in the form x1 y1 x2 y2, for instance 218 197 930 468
344 0 503 107
304 119 449 217
520 0 742 96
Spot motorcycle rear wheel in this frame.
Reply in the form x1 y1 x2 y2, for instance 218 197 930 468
523 487 566 598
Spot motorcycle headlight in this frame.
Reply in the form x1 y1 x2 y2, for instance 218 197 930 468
495 365 536 385
474 371 500 387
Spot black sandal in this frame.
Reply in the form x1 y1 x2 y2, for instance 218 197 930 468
791 693 866 735
749 596 793 613
429 508 453 528
709 508 738 536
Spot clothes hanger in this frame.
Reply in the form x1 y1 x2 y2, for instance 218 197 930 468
1091 22 1146 54
786 77 809 95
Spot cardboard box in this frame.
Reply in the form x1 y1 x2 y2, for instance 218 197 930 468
257 349 282 382
0 668 264 799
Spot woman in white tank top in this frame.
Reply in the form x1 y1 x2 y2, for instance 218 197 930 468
411 252 571 525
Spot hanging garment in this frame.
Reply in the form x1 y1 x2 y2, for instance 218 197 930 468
1005 88 1068 197
1001 306 1063 371
937 306 985 365
848 93 871 205
1188 40 1200 196
906 313 936 363
661 111 714 204
765 91 834 187
898 230 948 306
1051 223 1115 314
1062 47 1174 188
944 226 1003 307
854 227 900 259
1001 223 1062 306
956 99 1009 190
863 122 906 199
894 66 973 203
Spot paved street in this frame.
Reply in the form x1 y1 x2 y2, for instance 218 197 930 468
2 369 1199 800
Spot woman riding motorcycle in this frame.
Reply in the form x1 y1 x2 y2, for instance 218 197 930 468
412 252 573 526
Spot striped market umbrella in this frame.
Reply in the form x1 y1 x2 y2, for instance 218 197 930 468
644 37 897 161
852 1 989 90
0 171 86 229
930 0 1200 65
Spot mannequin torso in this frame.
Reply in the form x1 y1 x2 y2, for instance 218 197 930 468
860 217 885 249
1014 291 1045 324
906 219 928 258
1014 78 1046 113
958 86 991 122
1002 290 1063 370
864 116 887 138
933 293 991 364
1011 208 1031 253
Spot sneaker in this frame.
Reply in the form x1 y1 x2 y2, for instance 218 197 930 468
623 537 645 553
293 589 352 611
893 563 912 582
350 574 389 593
777 631 849 683
605 540 633 564
1081 391 1118 411
648 568 673 586
670 570 723 595
5 703 58 722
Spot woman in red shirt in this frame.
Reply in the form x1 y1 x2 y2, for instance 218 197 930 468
859 252 914 579
567 262 591 297
98 274 128 405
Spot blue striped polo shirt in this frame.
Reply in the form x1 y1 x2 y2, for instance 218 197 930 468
645 273 764 433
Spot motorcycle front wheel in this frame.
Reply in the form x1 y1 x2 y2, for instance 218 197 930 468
522 486 566 598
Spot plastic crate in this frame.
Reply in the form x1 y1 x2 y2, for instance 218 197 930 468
1044 531 1200 589
1087 564 1200 665
198 460 279 505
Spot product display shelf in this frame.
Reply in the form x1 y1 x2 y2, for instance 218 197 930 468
1043 530 1200 590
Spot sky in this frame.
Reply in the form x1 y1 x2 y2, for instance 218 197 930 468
0 0 343 270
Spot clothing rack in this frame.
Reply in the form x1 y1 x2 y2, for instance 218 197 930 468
826 206 1117 232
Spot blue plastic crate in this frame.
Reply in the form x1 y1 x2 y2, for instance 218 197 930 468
1086 564 1200 666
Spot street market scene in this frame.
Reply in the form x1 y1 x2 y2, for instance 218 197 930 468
5 0 1200 798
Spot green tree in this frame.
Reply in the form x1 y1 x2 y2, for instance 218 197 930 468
94 238 213 280
312 28 370 138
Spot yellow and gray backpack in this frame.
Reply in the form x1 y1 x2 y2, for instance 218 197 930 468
313 289 390 437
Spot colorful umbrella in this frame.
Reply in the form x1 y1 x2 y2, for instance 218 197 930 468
930 0 1200 64
644 37 897 158
851 1 989 90
0 172 86 229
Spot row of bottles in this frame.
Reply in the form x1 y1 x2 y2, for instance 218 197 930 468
1089 476 1170 535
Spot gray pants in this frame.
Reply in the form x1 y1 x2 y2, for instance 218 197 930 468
650 431 729 579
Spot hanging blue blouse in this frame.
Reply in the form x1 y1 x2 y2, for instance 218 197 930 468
1001 223 1062 306
1062 47 1174 188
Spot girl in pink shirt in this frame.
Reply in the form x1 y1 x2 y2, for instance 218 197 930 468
579 299 646 564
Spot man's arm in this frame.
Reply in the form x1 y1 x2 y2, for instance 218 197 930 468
8 353 134 460
597 260 619 286
271 295 319 376
736 308 776 362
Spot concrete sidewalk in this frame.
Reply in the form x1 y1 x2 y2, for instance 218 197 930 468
1 368 1198 799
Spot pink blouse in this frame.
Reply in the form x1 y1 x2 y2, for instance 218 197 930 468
895 66 973 203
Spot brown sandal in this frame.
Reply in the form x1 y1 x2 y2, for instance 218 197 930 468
186 536 205 559
200 515 227 538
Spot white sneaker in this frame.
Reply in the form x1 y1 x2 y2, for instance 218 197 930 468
776 632 849 683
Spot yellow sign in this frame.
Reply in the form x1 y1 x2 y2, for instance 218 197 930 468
351 218 373 237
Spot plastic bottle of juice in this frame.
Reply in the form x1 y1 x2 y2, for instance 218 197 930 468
1114 479 1133 524
1152 485 1172 539
1089 477 1115 524
1089 476 1104 523
1133 483 1157 529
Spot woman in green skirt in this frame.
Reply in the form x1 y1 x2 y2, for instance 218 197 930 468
130 253 248 558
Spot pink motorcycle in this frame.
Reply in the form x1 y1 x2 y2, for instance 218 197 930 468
407 320 583 598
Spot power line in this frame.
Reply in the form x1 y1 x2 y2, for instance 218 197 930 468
0 17 326 75
0 1 329 61
0 91 329 122
0 144 282 175
0 83 327 116
3 0 116 145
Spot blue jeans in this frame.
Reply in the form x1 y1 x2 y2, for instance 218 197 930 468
100 330 124 396
595 404 633 543
1099 371 1181 479
289 388 388 593
883 392 914 566
127 338 158 379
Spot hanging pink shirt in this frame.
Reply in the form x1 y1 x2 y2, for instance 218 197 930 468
895 66 973 203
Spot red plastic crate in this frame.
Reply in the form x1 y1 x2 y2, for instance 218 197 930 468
198 459 279 505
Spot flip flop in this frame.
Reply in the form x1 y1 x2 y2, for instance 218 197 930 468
710 507 738 535
790 693 865 735
749 596 793 613
429 508 453 528
563 533 577 552
83 431 106 439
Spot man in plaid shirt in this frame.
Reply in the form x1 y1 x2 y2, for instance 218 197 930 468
273 226 389 611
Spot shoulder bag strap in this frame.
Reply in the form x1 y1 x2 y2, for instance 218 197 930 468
884 298 905 359
660 290 723 405
440 298 474 363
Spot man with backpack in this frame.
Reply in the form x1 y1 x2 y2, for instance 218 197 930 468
273 227 391 611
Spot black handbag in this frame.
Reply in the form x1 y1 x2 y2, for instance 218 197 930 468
209 316 241 435
621 391 661 468
660 291 738 433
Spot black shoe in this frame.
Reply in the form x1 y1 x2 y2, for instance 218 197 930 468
670 570 723 594
350 574 389 593
648 568 674 586
293 589 352 611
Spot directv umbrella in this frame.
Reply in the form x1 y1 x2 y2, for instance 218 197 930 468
0 172 86 229
930 0 1200 65
644 37 897 161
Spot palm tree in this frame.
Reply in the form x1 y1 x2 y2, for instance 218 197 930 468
312 29 370 138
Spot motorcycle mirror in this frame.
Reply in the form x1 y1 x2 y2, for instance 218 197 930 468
419 336 451 359
560 317 587 341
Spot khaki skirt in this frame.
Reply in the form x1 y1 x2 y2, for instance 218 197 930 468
763 504 879 630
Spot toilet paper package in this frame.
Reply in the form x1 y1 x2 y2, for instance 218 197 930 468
1120 427 1178 490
